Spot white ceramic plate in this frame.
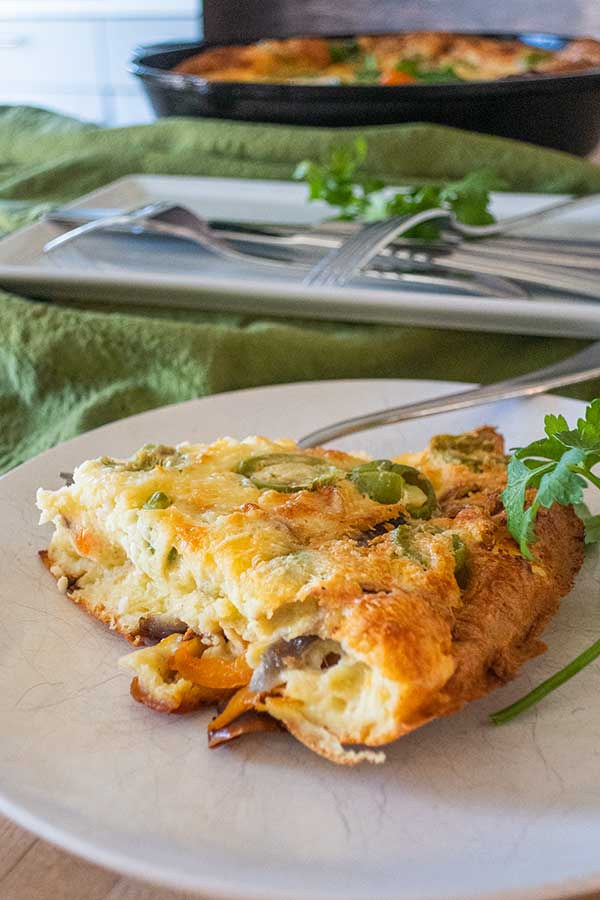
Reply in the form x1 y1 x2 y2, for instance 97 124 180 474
1 175 600 338
1 379 600 900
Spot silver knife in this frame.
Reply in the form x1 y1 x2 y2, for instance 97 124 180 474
43 207 526 299
46 206 600 261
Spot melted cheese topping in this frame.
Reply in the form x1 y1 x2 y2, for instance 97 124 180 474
37 434 499 755
173 33 600 85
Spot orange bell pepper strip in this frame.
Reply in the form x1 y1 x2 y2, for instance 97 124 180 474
208 712 280 748
379 69 416 85
74 528 98 557
173 639 253 689
209 686 258 732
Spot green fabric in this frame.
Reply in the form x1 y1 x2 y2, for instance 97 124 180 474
2 105 600 473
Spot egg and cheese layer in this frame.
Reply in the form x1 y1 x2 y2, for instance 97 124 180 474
174 33 600 85
37 430 584 764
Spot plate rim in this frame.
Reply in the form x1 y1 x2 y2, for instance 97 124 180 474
2 789 600 900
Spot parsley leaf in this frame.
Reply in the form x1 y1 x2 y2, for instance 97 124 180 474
438 170 500 226
501 455 548 558
492 398 600 725
502 399 600 559
293 137 500 234
574 503 600 544
293 137 384 220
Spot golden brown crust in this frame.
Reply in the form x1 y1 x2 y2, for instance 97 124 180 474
263 697 385 765
422 499 585 722
75 593 144 644
174 37 331 79
125 635 234 714
542 37 600 72
130 675 208 714
39 549 144 646
172 32 600 83
263 496 585 757
38 426 587 764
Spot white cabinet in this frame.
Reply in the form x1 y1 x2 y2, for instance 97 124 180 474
106 18 199 90
0 5 201 126
0 20 99 90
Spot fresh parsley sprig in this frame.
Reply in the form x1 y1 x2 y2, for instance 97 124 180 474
492 398 600 724
491 637 600 725
293 137 501 236
501 399 600 560
293 136 385 221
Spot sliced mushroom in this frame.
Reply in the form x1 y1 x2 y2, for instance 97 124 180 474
138 615 189 644
249 635 318 692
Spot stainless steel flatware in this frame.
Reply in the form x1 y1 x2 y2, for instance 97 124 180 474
47 204 600 264
43 202 297 270
48 191 600 236
357 268 527 298
41 204 527 298
44 202 600 299
303 212 434 287
386 247 600 300
298 341 600 448
437 238 600 271
303 203 600 288
47 203 600 259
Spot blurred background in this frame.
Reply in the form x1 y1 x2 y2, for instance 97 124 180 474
1 0 599 127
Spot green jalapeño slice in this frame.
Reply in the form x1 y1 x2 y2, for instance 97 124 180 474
349 460 436 517
390 464 437 519
451 533 469 587
348 460 407 505
237 453 340 492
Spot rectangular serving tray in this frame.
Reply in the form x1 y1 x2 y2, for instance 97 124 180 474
1 173 599 338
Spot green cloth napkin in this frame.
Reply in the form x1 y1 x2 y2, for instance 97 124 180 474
2 104 600 473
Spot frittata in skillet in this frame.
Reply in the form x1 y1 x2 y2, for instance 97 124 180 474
37 427 584 764
173 32 600 86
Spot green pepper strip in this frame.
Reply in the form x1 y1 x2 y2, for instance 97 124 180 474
167 546 178 564
394 524 428 566
349 463 407 504
144 491 171 510
391 464 437 518
349 460 436 516
237 453 339 493
451 534 469 587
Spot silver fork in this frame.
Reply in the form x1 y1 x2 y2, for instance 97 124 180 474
303 196 600 288
303 211 441 287
43 202 298 270
43 201 600 298
298 341 600 448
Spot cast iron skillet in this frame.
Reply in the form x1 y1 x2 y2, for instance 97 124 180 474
130 32 600 156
